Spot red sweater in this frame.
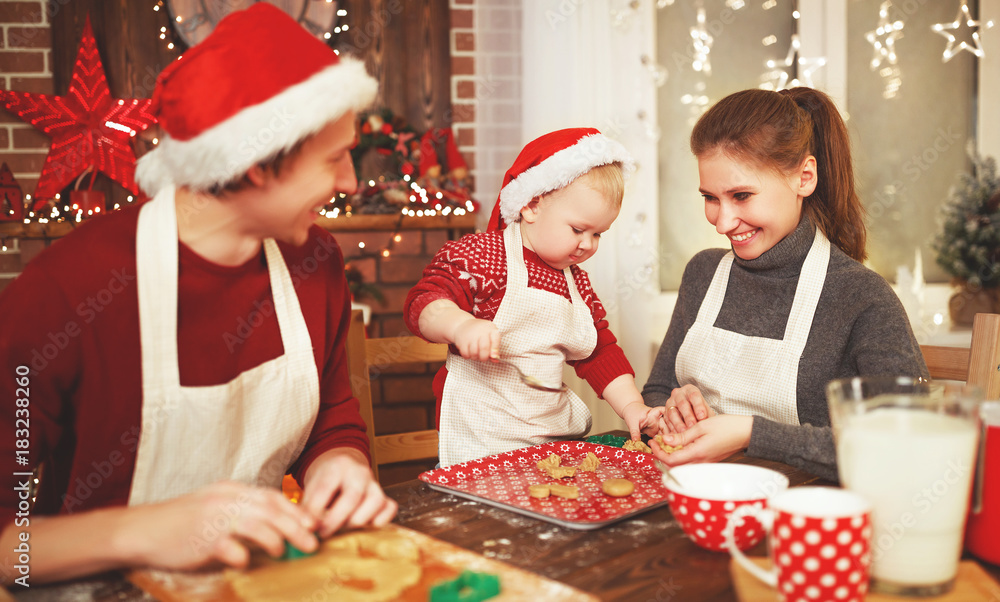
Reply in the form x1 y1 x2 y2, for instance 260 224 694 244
0 206 368 527
404 230 633 412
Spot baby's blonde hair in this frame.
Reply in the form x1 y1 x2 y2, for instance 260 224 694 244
578 162 625 209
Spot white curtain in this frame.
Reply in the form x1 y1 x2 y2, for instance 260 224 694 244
521 0 660 433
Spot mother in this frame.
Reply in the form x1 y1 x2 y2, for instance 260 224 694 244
643 87 927 481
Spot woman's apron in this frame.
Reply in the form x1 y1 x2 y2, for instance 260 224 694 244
128 187 320 505
438 224 597 466
675 229 830 425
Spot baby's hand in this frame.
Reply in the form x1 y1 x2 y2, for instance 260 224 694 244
621 402 664 441
453 318 500 362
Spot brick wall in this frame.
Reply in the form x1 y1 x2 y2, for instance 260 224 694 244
462 0 523 223
0 0 51 292
0 1 495 486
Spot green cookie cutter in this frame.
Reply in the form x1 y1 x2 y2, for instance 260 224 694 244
585 433 627 448
429 570 501 602
279 541 317 561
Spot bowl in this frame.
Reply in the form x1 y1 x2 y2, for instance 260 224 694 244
663 463 789 551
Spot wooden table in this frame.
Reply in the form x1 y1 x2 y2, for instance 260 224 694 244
14 450 1000 601
384 449 1000 601
383 452 821 601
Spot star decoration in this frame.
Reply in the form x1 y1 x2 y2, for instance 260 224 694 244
866 1 904 70
760 34 826 91
932 1 995 62
0 16 156 209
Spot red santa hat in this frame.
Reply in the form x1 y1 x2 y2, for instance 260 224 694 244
135 3 377 196
488 128 636 230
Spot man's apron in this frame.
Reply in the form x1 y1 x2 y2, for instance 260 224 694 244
438 224 597 466
675 228 830 425
128 187 319 505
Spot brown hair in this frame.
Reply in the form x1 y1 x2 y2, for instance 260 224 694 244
689 87 866 262
579 162 626 209
208 137 310 197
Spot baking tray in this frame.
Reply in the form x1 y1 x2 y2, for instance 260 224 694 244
419 441 670 530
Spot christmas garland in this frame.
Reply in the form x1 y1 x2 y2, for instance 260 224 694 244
336 109 477 217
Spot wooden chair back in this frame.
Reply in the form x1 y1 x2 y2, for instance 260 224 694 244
345 309 447 481
920 313 1000 398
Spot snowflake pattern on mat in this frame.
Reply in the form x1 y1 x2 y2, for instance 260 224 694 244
419 442 670 527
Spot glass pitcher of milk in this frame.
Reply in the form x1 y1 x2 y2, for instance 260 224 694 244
827 376 981 597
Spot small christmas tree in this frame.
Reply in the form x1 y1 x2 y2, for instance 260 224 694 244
933 152 1000 289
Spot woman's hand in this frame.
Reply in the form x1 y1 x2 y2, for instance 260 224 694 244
121 481 320 571
301 448 397 538
663 384 715 432
650 414 753 466
453 318 501 362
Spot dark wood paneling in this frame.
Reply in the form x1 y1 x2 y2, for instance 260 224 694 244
338 0 452 132
49 0 452 205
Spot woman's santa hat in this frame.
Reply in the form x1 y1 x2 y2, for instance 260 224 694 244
135 4 377 196
488 128 636 230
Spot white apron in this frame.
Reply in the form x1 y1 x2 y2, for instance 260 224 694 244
675 228 830 425
128 187 320 505
438 224 597 466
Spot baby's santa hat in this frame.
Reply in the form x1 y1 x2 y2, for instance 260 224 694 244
488 128 636 230
135 4 377 196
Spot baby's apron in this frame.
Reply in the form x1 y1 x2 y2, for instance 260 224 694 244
438 224 597 466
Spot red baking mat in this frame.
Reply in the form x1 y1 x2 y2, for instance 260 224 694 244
418 441 670 530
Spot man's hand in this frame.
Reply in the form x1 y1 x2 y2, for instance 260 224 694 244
121 481 320 571
300 448 397 538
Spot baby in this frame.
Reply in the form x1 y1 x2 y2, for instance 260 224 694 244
404 128 664 466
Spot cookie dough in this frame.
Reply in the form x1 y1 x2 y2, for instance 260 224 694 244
528 484 551 499
228 530 422 602
536 453 576 479
601 478 635 497
578 452 600 472
623 439 652 453
548 466 577 479
654 434 683 453
536 453 561 472
548 483 579 499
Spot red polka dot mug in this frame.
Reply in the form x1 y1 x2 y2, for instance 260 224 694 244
725 486 873 602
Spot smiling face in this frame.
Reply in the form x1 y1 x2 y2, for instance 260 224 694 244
242 111 358 246
518 174 620 270
698 149 816 260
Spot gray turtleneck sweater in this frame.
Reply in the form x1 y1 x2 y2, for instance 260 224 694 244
642 217 928 482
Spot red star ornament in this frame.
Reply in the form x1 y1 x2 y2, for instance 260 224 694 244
0 16 156 210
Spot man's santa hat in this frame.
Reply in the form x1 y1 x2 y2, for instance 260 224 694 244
488 128 635 230
135 4 377 196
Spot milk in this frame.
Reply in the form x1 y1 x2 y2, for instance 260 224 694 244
837 406 979 587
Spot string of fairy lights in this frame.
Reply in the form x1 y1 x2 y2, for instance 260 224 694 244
7 0 994 256
640 0 994 114
3 2 475 260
